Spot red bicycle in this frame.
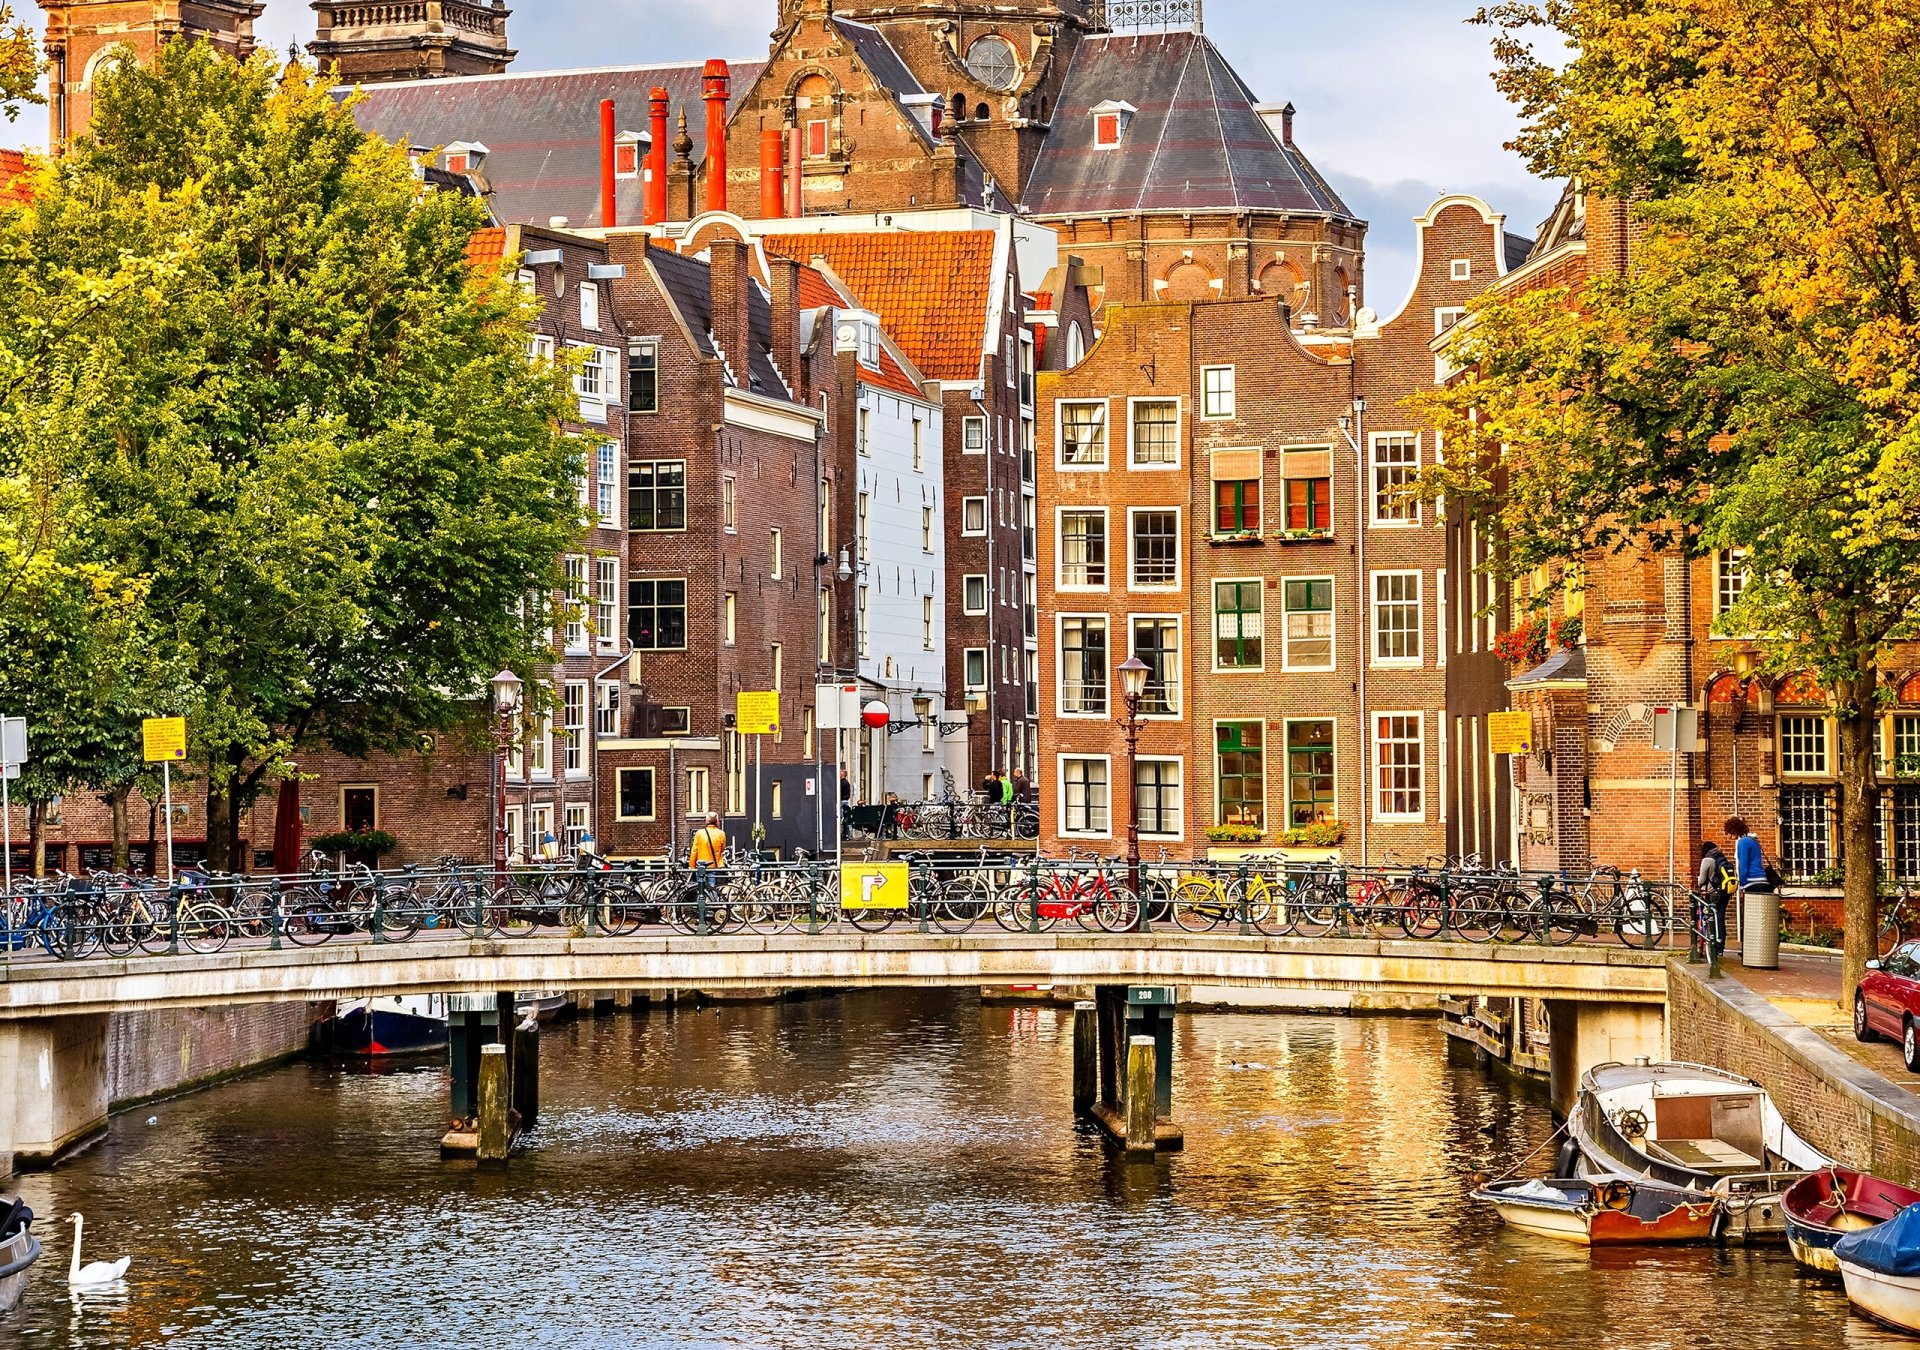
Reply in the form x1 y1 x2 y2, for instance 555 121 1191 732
1002 849 1140 933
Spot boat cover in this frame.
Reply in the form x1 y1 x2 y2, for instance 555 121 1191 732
1835 1200 1920 1275
0 1201 29 1240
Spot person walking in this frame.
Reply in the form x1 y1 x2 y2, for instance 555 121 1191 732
688 812 728 912
1695 839 1733 967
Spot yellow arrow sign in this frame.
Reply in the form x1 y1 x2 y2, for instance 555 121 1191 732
840 862 909 910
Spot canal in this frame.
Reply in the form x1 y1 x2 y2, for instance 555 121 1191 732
1 990 1869 1348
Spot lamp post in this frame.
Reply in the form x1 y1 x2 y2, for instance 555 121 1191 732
1117 655 1150 927
489 670 522 887
1337 397 1368 869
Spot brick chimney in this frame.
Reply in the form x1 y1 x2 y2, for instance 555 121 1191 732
768 254 803 397
708 237 753 386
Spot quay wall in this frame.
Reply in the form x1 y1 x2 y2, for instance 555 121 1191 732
1667 961 1920 1184
106 1001 327 1110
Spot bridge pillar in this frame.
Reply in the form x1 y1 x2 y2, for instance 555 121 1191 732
1088 985 1183 1152
1072 1001 1097 1115
1546 1000 1668 1121
0 1013 110 1175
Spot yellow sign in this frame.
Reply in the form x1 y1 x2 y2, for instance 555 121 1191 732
1487 710 1535 756
839 862 909 910
736 690 781 736
142 716 188 762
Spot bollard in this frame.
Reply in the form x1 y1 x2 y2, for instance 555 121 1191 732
1072 1000 1097 1115
512 1016 540 1129
477 1043 511 1161
269 876 284 951
1124 1034 1157 1157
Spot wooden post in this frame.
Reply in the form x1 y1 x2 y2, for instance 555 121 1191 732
1072 1001 1097 1115
1095 987 1122 1110
512 1016 539 1129
494 990 516 1112
613 989 634 1012
477 1044 510 1162
1124 1035 1156 1157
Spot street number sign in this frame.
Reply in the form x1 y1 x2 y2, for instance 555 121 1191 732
736 690 781 736
142 716 188 762
839 862 909 910
1487 711 1534 756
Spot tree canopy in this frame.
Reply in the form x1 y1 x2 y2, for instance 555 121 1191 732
0 5 35 120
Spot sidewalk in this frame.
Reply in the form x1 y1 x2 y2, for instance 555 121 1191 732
1721 946 1920 1097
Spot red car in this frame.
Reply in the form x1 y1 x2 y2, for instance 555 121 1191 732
1856 943 1920 1070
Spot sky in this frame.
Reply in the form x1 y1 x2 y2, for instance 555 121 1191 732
8 0 1563 306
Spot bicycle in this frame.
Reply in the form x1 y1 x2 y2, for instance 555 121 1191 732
1005 850 1139 933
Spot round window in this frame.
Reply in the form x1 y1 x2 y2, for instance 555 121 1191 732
965 35 1021 92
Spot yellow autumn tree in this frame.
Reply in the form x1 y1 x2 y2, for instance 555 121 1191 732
0 4 37 118
1424 1 1920 1004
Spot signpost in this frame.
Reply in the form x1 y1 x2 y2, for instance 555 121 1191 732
143 716 188 881
736 692 780 850
839 861 909 910
1651 706 1700 886
0 717 24 896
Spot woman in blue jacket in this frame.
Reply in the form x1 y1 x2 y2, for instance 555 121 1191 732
1725 816 1774 893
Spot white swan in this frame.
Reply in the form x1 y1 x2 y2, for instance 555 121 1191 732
66 1213 130 1287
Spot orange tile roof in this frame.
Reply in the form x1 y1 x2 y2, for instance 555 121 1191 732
765 230 996 382
791 259 926 400
465 226 508 269
0 149 32 206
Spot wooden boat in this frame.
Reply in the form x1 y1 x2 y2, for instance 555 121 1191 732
1472 1176 1721 1246
0 1199 41 1313
331 995 450 1057
1837 1199 1920 1332
1568 1060 1832 1241
1783 1167 1920 1276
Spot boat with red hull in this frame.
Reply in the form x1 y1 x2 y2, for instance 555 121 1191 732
1783 1167 1920 1276
1471 1176 1721 1246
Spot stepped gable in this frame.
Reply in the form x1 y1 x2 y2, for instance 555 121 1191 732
1024 29 1352 218
763 231 997 383
347 61 765 227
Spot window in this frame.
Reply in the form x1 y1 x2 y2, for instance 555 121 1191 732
1131 616 1180 716
1214 477 1260 535
1058 401 1107 467
1129 399 1179 467
921 506 935 552
628 339 658 413
806 118 829 159
1019 333 1035 408
960 495 990 537
1373 713 1425 821
580 281 600 331
724 592 737 646
770 528 783 580
628 578 687 650
1216 721 1265 829
563 681 588 775
1213 580 1264 670
966 34 1020 90
1130 509 1178 588
963 574 987 615
685 766 711 818
1058 509 1107 588
564 803 589 856
858 587 869 659
965 648 988 691
859 406 872 456
964 416 987 455
771 780 784 819
617 768 655 821
1435 306 1468 335
529 711 552 779
771 643 784 705
1451 258 1473 281
1137 759 1183 837
659 707 691 736
1779 715 1829 776
628 461 686 531
1201 366 1236 419
726 731 746 815
1371 571 1422 665
1058 616 1109 715
1371 434 1420 524
528 333 555 366
1283 578 1335 671
1780 786 1832 879
923 595 936 648
1286 476 1330 533
912 418 925 471
596 680 621 738
596 443 620 527
563 555 588 651
722 476 737 532
1716 549 1749 619
1061 757 1110 835
573 342 604 417
818 588 830 656
1286 720 1336 828
857 493 870 560
595 556 619 647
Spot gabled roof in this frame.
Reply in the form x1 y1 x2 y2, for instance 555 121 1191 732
346 61 764 229
1527 182 1587 264
648 246 792 401
763 231 997 383
791 258 929 400
465 225 509 268
0 149 30 206
1024 31 1352 219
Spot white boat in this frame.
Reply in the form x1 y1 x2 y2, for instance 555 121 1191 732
515 992 568 1024
0 1199 40 1312
1836 1201 1920 1332
1567 1060 1832 1241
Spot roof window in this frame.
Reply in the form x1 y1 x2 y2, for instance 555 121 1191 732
442 140 490 175
1090 101 1137 149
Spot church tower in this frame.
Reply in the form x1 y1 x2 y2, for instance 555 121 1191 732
37 0 265 147
308 0 514 86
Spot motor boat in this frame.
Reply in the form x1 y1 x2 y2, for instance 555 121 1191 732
1472 1175 1721 1245
0 1198 40 1312
1784 1167 1920 1276
1567 1060 1833 1241
330 995 450 1057
1836 1198 1920 1332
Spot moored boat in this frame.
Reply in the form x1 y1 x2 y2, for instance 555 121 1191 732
1568 1060 1832 1241
1472 1175 1720 1246
1837 1199 1920 1332
515 992 568 1024
1784 1168 1920 1276
0 1199 41 1313
331 995 450 1057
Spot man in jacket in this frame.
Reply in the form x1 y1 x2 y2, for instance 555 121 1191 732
1695 839 1732 966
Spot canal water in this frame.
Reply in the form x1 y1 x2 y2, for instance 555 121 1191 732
0 990 1880 1349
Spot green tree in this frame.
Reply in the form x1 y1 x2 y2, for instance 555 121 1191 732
1427 1 1920 1000
0 4 36 120
0 42 583 867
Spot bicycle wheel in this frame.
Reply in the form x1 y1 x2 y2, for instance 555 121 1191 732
1094 882 1141 933
1451 886 1500 943
490 884 543 938
1880 912 1903 957
1615 891 1665 950
279 888 335 946
181 902 233 954
936 873 992 932
1248 880 1295 936
1493 887 1531 944
1396 883 1446 939
1001 881 1057 933
595 880 647 937
847 899 897 932
1170 879 1224 933
1543 889 1585 946
377 884 423 940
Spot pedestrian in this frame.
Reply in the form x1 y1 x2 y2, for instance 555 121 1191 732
981 769 1000 800
1695 838 1732 963
1725 816 1777 895
999 772 1015 806
839 769 854 835
1012 770 1032 803
688 812 727 904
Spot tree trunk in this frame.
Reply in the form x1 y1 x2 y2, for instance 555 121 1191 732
227 783 245 873
108 787 130 873
1838 673 1881 1009
26 801 42 878
205 778 230 872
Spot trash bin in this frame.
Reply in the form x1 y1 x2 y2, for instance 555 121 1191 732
1742 888 1781 969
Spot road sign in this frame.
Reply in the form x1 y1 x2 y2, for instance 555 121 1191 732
1487 711 1534 756
0 716 24 769
142 716 188 762
736 691 780 736
839 861 909 910
1651 706 1699 753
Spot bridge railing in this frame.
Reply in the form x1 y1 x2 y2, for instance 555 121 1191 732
0 853 1702 964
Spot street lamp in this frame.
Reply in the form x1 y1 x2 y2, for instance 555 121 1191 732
1334 396 1369 869
489 670 522 884
1117 655 1151 927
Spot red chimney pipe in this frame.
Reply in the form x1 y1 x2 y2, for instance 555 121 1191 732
644 87 669 225
600 98 618 228
759 129 785 219
703 59 731 214
787 122 803 217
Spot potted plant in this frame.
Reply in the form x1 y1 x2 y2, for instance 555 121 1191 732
308 828 398 862
1205 823 1264 844
1279 820 1346 848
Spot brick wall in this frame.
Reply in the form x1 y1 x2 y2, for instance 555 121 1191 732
106 1001 323 1108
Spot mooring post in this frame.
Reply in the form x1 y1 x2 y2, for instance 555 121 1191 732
512 1016 540 1129
1095 987 1122 1111
1124 1035 1157 1157
1072 1000 1097 1115
477 1044 510 1162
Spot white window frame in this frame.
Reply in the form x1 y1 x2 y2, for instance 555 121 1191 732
1126 395 1182 471
770 528 783 581
1055 506 1109 592
596 442 620 528
1135 754 1185 840
1715 548 1750 621
580 280 601 332
594 555 619 651
563 554 589 653
1200 366 1236 420
1778 714 1831 779
595 679 621 738
963 415 987 456
1057 753 1113 839
963 574 988 616
1128 612 1182 719
563 680 588 778
1127 506 1181 591
571 340 606 423
1055 613 1110 719
1370 569 1423 668
1281 575 1336 673
721 475 737 533
529 710 553 780
964 647 988 691
921 506 935 553
1056 399 1109 471
1450 258 1473 281
1369 432 1421 527
922 595 936 649
684 766 710 818
1372 711 1426 823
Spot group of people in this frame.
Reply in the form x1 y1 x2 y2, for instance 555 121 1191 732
1694 815 1779 961
981 770 1035 805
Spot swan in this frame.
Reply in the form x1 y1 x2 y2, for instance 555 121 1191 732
66 1213 130 1287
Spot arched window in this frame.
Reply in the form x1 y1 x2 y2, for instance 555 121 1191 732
966 35 1020 91
1064 322 1087 367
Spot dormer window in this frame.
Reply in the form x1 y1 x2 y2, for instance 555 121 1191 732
442 140 490 175
1090 101 1137 149
835 310 881 371
580 281 601 332
614 132 646 179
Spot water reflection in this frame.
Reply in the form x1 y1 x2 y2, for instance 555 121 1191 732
0 991 1860 1349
